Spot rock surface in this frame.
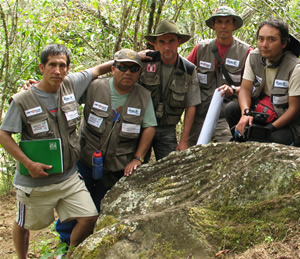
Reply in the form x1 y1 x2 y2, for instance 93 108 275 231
73 142 300 258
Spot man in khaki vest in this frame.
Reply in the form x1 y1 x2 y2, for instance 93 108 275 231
187 6 252 145
0 44 113 258
55 48 157 247
225 19 300 146
139 20 201 161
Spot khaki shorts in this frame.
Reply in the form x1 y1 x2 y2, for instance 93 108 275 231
16 172 98 230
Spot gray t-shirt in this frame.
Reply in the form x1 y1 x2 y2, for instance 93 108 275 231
0 69 93 187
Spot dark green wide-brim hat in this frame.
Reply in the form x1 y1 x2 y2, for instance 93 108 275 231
145 20 191 44
205 6 243 31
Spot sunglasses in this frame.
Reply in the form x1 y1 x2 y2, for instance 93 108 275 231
115 64 140 73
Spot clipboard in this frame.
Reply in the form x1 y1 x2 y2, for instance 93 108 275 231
19 138 63 175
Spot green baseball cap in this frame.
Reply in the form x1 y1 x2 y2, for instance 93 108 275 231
205 6 243 31
145 20 191 44
114 49 142 67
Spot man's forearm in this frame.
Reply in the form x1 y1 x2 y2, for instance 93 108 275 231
273 96 300 128
0 130 32 168
134 127 155 158
238 79 253 115
91 61 113 79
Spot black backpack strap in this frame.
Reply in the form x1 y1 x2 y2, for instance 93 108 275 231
210 39 237 86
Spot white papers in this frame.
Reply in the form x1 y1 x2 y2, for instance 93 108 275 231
197 89 224 145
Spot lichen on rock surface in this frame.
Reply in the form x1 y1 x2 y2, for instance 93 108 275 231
73 142 300 258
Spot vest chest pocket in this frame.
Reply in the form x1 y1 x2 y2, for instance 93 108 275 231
119 115 142 139
87 109 109 135
223 65 243 84
61 102 80 128
140 71 161 92
26 113 51 137
168 78 188 108
197 67 216 102
271 87 289 108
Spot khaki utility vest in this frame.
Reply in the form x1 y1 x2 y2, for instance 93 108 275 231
139 52 195 126
79 78 151 172
13 78 80 171
249 49 300 144
195 38 250 102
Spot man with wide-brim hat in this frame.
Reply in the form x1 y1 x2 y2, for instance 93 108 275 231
187 6 252 146
139 20 201 162
205 6 243 31
145 20 191 45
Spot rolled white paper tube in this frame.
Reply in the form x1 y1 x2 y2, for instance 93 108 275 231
197 89 224 145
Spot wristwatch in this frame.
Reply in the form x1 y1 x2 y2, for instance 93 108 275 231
134 156 144 163
231 85 237 94
244 108 250 115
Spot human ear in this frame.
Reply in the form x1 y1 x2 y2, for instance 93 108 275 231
39 64 44 74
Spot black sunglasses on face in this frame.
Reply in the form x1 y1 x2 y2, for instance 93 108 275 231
115 64 140 73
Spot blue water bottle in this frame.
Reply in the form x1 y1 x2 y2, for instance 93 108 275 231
92 151 103 180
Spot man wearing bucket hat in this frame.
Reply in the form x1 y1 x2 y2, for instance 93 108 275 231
55 48 157 247
187 6 252 146
225 19 300 146
139 20 201 161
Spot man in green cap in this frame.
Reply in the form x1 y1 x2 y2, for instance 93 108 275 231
187 6 252 146
139 20 201 161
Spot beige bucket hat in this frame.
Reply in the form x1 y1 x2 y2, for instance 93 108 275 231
205 6 243 31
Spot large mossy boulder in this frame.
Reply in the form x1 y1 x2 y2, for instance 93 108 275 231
73 142 300 258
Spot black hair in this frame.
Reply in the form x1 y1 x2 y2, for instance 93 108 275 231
40 44 71 66
256 19 289 45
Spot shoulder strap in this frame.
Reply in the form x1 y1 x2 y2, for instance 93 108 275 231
178 56 195 75
210 40 236 86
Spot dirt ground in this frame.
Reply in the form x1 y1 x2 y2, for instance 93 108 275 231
0 191 299 259
0 190 58 259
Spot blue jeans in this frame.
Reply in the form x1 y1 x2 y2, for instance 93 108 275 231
55 161 108 245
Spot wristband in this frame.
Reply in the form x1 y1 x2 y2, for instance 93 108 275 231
134 156 144 163
244 108 250 115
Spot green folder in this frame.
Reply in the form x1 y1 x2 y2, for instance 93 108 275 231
19 138 63 175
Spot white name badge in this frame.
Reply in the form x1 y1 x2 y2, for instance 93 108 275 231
93 101 108 112
225 58 240 67
127 107 141 116
122 123 141 134
31 120 49 134
25 106 42 117
274 80 289 88
62 94 75 104
198 73 208 84
255 76 262 84
88 113 103 128
199 61 211 69
273 95 288 105
65 110 79 121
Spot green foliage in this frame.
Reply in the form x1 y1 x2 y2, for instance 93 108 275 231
28 223 69 258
